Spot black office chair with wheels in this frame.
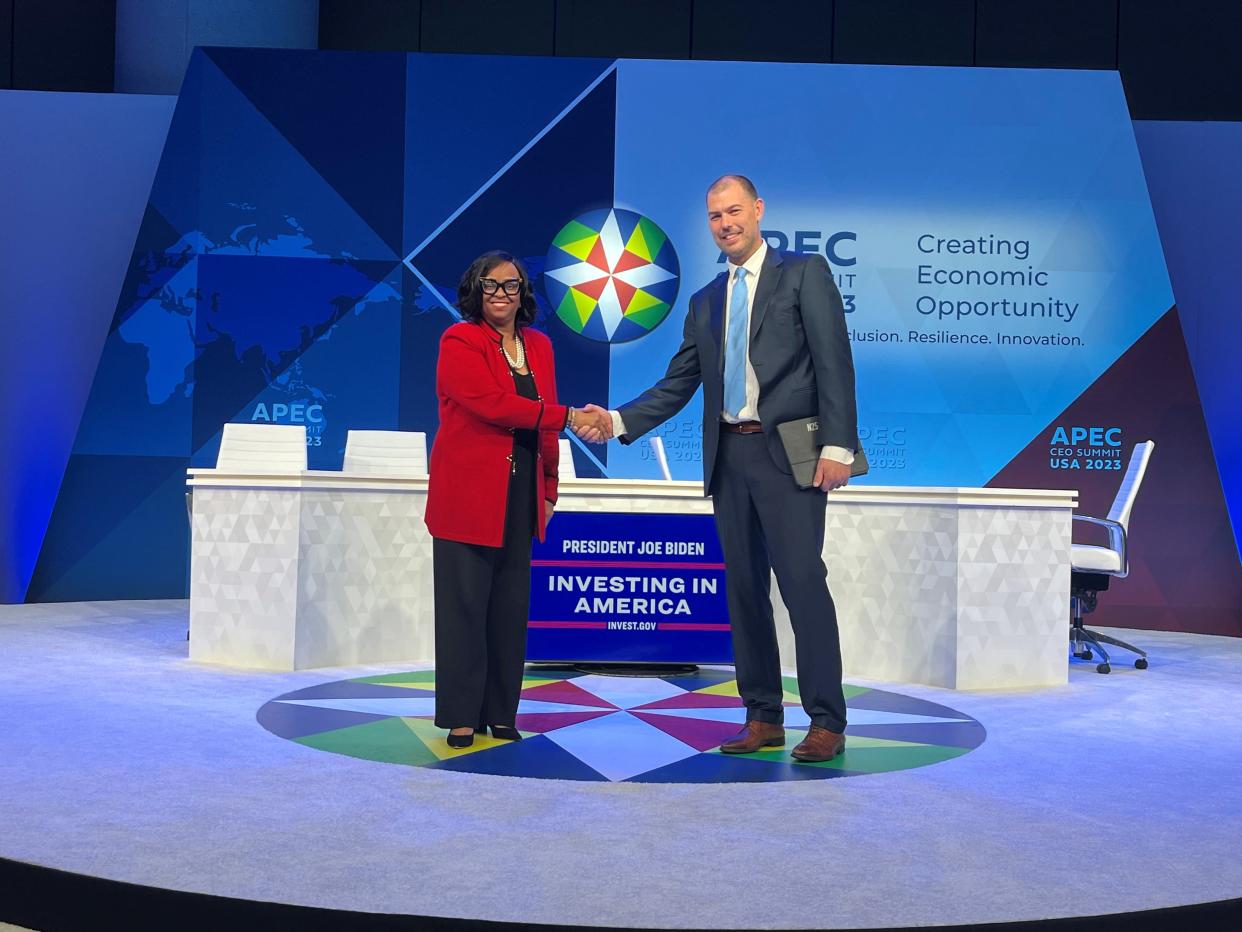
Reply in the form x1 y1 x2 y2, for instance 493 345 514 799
1070 440 1155 674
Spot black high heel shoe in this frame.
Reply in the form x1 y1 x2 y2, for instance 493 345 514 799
488 725 522 741
446 729 475 749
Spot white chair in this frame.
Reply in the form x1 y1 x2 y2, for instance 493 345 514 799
558 437 576 479
343 430 428 477
1070 440 1155 673
215 423 307 472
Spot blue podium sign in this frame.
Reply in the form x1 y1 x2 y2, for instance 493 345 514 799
527 512 732 663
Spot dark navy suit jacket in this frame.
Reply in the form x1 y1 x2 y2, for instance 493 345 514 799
618 248 857 494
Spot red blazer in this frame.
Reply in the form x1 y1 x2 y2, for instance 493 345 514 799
425 321 569 547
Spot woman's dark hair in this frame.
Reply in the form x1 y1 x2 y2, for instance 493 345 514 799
455 251 538 326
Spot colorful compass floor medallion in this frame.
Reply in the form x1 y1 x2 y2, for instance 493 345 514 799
258 668 986 783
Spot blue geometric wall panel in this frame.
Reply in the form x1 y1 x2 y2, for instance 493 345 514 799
26 454 189 602
402 54 612 255
1133 121 1242 561
205 48 408 257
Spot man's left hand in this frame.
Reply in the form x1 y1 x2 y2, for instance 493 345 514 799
813 458 850 492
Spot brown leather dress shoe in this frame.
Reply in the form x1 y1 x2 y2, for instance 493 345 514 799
719 720 785 754
791 725 846 762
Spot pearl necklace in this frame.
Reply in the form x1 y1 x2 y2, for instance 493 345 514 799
500 332 526 371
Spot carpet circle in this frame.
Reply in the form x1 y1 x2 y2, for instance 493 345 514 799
258 668 986 783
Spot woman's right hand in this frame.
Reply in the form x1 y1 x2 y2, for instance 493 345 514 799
572 404 613 443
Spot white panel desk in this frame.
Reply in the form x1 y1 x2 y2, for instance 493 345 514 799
187 471 1075 689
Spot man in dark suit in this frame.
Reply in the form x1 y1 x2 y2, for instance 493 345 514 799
578 174 858 762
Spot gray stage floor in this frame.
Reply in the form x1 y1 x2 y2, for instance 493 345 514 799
1 600 1240 929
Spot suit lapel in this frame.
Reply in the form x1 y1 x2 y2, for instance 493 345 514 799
705 273 728 380
749 247 784 341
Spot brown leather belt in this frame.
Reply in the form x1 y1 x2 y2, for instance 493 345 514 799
721 420 763 434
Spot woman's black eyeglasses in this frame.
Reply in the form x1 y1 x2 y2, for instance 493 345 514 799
479 278 522 296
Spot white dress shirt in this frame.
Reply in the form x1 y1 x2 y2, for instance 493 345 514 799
612 241 853 466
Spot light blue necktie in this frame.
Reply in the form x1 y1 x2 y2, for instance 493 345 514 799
723 267 750 418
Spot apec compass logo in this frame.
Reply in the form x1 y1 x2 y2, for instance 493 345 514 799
543 208 680 344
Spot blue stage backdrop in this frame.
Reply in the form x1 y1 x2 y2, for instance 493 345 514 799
18 52 1241 636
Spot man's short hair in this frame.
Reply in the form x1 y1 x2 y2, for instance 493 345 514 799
707 174 759 200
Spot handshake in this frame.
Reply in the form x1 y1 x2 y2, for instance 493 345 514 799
569 404 614 444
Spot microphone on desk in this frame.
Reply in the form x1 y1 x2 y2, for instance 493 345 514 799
648 436 673 481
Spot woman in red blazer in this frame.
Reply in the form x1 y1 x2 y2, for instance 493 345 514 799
425 251 604 748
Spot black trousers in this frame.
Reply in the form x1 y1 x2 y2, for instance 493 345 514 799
711 429 848 733
432 471 534 730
